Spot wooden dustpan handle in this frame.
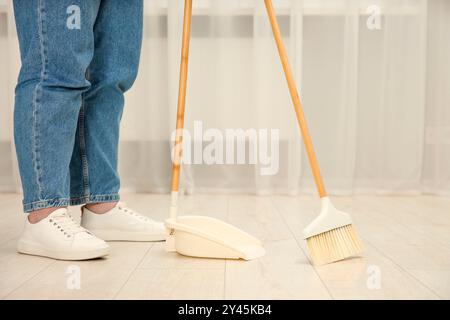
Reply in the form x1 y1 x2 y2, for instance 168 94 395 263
171 0 193 193
264 0 327 198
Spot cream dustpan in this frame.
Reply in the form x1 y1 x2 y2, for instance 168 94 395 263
166 215 265 260
164 0 265 261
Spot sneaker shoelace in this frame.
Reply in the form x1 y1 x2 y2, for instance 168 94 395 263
117 202 153 223
49 212 88 238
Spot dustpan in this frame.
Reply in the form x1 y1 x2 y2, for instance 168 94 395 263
166 216 265 260
164 0 265 260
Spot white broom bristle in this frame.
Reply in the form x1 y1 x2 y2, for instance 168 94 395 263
306 224 363 265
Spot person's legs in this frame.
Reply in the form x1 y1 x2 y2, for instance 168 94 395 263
65 1 164 241
69 0 143 212
13 0 101 218
13 0 110 260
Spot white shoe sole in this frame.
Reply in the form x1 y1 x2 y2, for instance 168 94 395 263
88 229 166 242
17 240 109 261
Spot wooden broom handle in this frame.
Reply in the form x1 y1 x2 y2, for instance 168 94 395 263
264 0 327 198
171 0 193 192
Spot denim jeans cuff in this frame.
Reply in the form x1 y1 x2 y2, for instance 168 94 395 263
23 194 120 213
69 194 120 206
23 198 71 213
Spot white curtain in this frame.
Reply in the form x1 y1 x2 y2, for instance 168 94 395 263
423 0 450 195
0 0 449 196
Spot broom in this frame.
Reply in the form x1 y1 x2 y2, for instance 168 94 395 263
264 0 363 265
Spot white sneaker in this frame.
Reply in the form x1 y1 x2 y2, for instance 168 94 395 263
81 202 165 242
17 208 110 260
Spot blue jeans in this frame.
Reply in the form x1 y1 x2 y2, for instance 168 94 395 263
13 0 143 212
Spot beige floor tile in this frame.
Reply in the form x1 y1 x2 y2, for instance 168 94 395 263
5 242 152 300
225 239 331 299
116 268 225 300
0 239 53 298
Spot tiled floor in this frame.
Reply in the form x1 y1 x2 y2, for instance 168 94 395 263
0 193 449 299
